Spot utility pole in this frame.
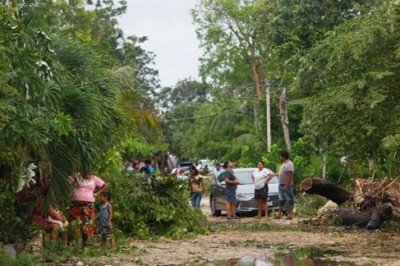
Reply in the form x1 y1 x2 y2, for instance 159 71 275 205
265 80 271 153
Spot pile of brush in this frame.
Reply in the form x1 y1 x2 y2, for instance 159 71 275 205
300 177 400 229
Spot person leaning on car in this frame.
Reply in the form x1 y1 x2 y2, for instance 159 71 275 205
252 160 274 219
223 161 240 219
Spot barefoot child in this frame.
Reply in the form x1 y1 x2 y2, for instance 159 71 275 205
99 191 115 249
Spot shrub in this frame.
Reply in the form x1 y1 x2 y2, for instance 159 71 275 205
109 172 209 239
0 248 39 266
295 194 328 218
0 181 34 244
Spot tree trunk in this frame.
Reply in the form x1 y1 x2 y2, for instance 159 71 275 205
300 178 352 205
249 58 261 99
333 205 392 230
279 87 291 151
257 59 271 152
249 57 261 132
266 84 271 152
0 163 12 180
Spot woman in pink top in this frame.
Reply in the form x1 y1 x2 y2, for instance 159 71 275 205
69 170 108 246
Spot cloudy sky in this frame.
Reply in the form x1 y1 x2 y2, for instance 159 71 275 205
118 0 201 87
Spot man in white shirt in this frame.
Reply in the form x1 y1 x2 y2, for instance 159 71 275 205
252 160 273 219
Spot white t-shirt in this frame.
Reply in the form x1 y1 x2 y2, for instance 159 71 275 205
253 168 271 189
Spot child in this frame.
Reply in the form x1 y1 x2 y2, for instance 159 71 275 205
99 191 116 249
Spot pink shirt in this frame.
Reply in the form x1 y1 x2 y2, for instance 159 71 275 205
70 175 105 202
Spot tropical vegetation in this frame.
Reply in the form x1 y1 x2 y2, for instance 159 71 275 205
1 0 400 252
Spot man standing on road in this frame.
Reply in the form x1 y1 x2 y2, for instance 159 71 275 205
269 151 295 219
223 161 240 219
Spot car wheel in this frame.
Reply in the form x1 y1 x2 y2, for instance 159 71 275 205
210 196 222 217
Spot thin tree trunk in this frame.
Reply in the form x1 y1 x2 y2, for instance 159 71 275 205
266 83 271 152
249 58 261 132
279 87 291 151
256 57 271 152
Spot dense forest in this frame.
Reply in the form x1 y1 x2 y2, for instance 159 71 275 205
1 0 400 254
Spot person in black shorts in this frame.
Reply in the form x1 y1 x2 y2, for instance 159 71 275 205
223 161 239 219
252 160 273 219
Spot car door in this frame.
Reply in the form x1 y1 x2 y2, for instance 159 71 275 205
214 173 228 210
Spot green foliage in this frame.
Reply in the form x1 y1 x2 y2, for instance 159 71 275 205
0 0 164 244
0 249 39 266
119 138 168 162
0 182 18 243
110 172 209 239
295 194 328 218
298 1 400 176
40 238 137 264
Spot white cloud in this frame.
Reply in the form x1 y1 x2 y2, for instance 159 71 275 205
118 0 201 87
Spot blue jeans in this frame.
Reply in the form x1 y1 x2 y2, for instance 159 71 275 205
190 192 203 207
278 184 295 206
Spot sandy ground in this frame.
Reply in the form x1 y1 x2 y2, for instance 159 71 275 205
80 198 400 266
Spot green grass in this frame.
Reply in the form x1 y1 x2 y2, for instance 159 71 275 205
295 194 328 218
39 236 138 264
0 249 40 266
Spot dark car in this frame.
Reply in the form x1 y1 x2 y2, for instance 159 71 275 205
178 161 195 173
209 168 280 216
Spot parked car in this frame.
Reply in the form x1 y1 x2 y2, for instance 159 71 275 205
209 168 280 216
178 161 194 173
198 159 216 173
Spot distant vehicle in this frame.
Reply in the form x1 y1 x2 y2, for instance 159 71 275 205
198 159 216 173
209 168 280 216
178 161 195 172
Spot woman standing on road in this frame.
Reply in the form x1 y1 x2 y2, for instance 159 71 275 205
224 161 240 219
68 169 108 246
188 165 206 208
252 161 273 219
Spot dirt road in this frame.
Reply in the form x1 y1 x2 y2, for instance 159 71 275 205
83 198 400 266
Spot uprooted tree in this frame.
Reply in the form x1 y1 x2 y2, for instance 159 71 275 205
300 178 400 230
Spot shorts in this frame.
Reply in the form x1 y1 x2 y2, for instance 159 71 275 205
254 186 268 202
278 184 295 206
100 225 113 241
226 189 236 203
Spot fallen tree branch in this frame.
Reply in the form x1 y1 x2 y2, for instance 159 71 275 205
300 178 352 205
332 205 393 230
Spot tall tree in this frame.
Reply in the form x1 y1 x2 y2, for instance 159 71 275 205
192 0 267 134
296 0 400 175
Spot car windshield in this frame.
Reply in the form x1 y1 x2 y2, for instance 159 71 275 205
217 169 279 184
234 170 253 184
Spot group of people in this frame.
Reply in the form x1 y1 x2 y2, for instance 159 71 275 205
125 159 154 175
252 151 294 219
210 151 295 219
33 151 294 249
33 170 115 249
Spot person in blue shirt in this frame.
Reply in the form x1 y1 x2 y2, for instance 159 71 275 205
99 191 115 249
214 162 224 179
144 160 154 174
